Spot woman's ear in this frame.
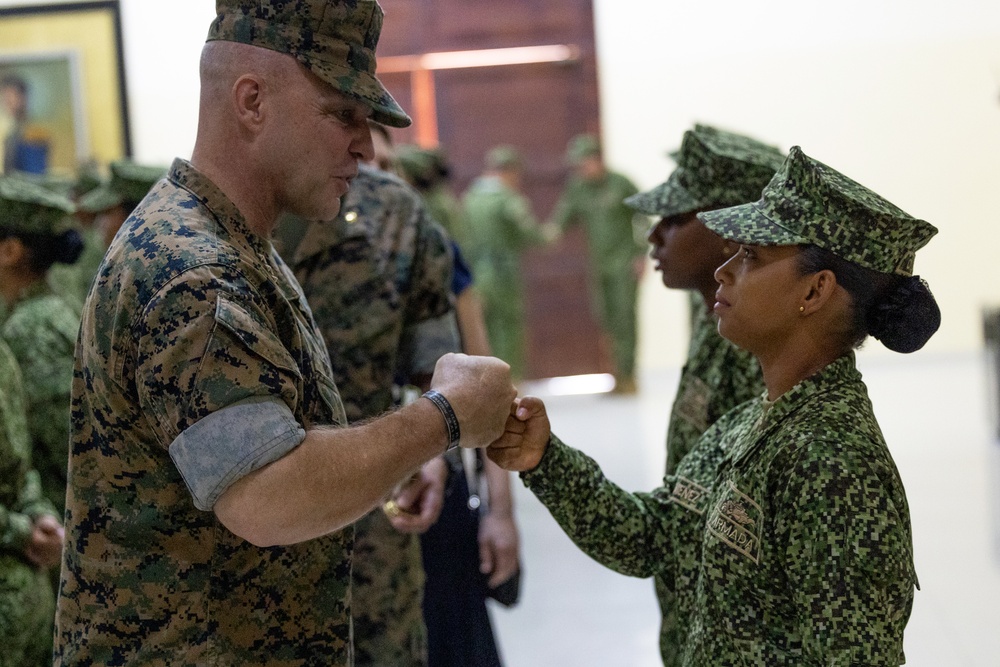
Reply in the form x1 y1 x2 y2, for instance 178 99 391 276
800 268 838 316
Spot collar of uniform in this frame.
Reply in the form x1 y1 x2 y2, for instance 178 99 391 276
730 352 860 465
166 158 271 261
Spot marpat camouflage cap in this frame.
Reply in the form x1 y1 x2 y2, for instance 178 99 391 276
486 145 522 171
78 160 167 213
0 174 75 236
625 124 785 219
698 146 937 276
565 133 601 165
207 0 411 128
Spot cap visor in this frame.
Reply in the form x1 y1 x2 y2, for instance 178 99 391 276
77 186 122 214
698 202 808 246
625 176 702 218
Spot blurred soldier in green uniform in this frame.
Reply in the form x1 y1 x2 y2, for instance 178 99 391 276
273 154 456 666
549 134 645 393
397 144 467 250
0 177 70 664
0 327 63 666
47 164 105 313
625 124 782 663
463 145 544 379
0 176 82 516
55 2 515 665
78 159 168 250
491 146 940 665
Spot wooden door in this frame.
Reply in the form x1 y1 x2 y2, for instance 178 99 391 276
376 0 610 380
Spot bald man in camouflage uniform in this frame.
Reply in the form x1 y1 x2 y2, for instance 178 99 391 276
492 146 936 664
0 337 63 667
548 134 645 392
626 124 782 663
55 2 515 665
273 162 457 666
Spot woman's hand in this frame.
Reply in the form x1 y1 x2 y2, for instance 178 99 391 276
487 396 550 472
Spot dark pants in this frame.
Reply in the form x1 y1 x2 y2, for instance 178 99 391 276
420 468 503 667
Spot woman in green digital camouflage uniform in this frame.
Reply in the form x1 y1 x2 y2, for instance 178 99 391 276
0 175 82 517
490 146 940 665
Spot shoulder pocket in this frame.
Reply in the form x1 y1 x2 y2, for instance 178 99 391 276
214 294 299 377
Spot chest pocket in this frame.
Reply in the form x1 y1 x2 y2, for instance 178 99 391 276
706 480 764 565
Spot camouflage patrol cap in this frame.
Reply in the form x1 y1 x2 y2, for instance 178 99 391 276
698 146 937 276
625 124 785 219
207 0 411 128
0 174 75 236
486 145 522 170
78 160 167 213
396 144 437 183
565 133 601 165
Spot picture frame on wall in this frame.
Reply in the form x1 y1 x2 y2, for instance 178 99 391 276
0 1 129 178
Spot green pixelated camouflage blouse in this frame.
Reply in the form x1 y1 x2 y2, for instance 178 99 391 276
274 165 455 667
657 301 764 663
525 353 916 666
56 159 352 667
1 282 79 514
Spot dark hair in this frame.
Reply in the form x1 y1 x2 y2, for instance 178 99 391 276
0 227 84 274
0 73 28 96
797 244 940 353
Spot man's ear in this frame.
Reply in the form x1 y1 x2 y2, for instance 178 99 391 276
232 74 266 132
800 268 838 316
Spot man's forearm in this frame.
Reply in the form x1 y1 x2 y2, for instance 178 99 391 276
214 397 448 547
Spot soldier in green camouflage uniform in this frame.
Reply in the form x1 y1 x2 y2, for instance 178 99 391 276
548 134 645 391
397 144 468 250
625 124 782 663
272 163 457 667
0 336 63 667
55 2 515 665
491 146 940 665
463 145 544 379
0 176 82 516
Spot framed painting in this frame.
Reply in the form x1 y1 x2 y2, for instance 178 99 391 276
0 1 129 178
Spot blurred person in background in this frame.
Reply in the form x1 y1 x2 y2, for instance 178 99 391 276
463 145 545 381
548 134 645 394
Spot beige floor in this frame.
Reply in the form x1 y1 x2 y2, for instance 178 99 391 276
489 351 1000 666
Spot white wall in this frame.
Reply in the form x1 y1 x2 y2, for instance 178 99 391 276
4 0 997 372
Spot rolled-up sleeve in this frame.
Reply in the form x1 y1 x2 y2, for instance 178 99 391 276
169 396 305 511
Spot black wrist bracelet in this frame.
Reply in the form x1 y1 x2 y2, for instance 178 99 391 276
423 390 461 452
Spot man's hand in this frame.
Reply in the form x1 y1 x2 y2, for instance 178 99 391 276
25 514 64 569
384 457 448 534
430 353 516 449
479 511 519 588
487 396 551 472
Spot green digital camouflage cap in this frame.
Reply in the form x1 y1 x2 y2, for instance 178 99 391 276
565 133 601 165
396 144 437 183
698 146 937 276
626 124 785 219
78 160 167 213
486 145 522 170
0 174 76 236
207 0 411 128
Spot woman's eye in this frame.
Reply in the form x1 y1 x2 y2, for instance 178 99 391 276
740 246 755 260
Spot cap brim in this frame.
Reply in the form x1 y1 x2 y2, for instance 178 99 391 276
624 173 702 218
77 185 123 214
697 201 808 246
304 56 411 128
